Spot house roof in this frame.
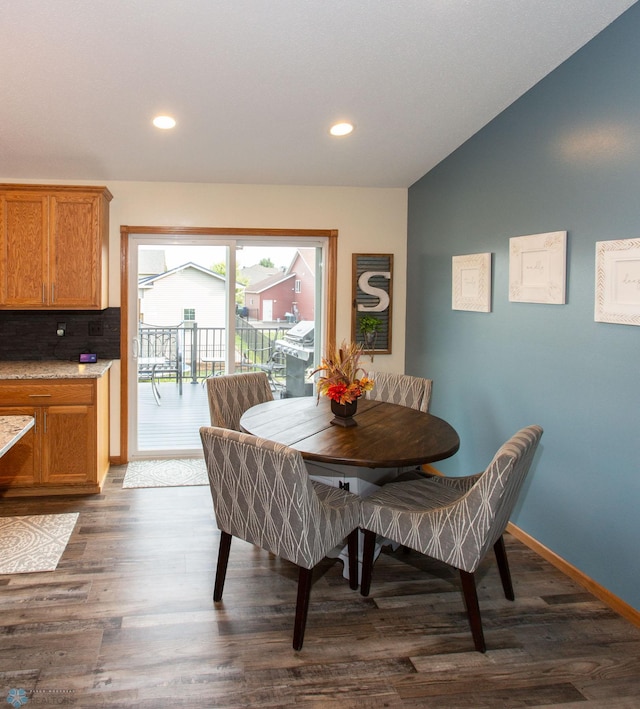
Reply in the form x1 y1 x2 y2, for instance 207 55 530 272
138 262 225 289
1 1 635 188
286 248 316 276
138 250 167 277
239 264 282 287
245 272 296 295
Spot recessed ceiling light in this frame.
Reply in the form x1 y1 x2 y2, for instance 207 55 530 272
153 115 176 129
329 122 354 137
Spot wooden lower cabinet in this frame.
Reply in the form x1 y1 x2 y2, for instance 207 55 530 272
0 405 39 488
42 403 96 485
0 374 109 496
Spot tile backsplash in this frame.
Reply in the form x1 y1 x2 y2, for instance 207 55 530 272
0 308 120 362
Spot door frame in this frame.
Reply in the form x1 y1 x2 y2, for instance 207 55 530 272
119 225 338 463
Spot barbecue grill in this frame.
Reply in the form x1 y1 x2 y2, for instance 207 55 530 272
274 320 314 397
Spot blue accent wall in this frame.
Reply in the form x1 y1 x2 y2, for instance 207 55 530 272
407 4 640 611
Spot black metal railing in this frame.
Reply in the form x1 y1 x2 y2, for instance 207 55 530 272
138 320 291 388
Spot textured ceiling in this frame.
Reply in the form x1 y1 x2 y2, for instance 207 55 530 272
1 0 636 188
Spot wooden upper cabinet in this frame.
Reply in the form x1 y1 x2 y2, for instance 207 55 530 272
0 184 112 309
0 192 49 306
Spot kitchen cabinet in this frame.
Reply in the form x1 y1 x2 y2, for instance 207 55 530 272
0 184 112 309
0 405 38 487
0 374 110 496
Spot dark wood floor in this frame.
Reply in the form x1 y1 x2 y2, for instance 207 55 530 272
1 470 639 708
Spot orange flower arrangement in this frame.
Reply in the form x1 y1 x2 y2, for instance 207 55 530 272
311 341 374 404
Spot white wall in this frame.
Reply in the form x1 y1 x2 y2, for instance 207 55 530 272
1 179 408 456
140 268 226 328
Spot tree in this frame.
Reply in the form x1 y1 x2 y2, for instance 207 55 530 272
259 257 274 268
210 262 249 304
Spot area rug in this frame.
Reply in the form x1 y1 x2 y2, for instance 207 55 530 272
122 458 208 489
0 513 78 574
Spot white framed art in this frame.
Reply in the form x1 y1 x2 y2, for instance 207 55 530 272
452 252 491 312
595 238 640 326
509 231 567 304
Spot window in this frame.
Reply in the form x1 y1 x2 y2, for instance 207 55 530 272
295 279 301 293
183 308 195 321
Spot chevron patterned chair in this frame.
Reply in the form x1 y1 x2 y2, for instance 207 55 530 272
366 372 434 479
206 371 273 431
365 371 433 412
359 424 543 652
200 426 361 650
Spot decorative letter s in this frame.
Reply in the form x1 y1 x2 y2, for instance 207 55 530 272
357 271 391 312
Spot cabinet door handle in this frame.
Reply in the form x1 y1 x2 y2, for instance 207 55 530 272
42 283 46 304
51 283 55 303
28 394 52 398
44 410 47 433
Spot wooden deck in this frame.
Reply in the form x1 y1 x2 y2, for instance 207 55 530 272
136 375 287 454
137 379 211 453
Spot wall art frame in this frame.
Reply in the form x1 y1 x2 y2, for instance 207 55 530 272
595 237 640 326
351 253 393 355
452 252 492 312
509 231 567 304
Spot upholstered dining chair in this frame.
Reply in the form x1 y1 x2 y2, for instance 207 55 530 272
365 371 433 413
359 424 543 652
200 426 361 650
206 371 273 431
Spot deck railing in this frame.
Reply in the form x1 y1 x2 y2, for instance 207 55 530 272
138 320 290 385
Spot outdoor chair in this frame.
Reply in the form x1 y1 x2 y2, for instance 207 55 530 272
200 426 360 650
359 424 543 652
365 371 432 412
206 371 273 431
138 327 189 405
243 345 286 394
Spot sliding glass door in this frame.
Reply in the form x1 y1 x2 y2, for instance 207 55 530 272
127 235 325 458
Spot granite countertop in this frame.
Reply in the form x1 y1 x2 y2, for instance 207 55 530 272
0 415 35 456
0 360 113 380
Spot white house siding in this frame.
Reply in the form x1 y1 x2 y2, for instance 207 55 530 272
140 267 226 328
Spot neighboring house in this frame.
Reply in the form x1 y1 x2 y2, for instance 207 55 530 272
243 271 297 322
138 262 226 328
243 248 316 321
286 248 315 322
238 264 281 287
138 249 167 279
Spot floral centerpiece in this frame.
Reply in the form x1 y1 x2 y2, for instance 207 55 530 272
311 341 374 425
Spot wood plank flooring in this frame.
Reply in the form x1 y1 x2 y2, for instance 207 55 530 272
137 381 210 452
1 470 639 708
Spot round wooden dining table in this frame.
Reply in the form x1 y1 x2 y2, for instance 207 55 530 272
239 396 460 469
241 396 460 582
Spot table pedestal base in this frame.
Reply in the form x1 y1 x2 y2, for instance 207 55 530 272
307 461 404 582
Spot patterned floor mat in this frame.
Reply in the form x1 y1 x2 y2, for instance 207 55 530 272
0 513 79 574
122 458 207 488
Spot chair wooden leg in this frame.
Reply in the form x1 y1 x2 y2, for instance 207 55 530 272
213 531 232 602
360 529 376 597
293 567 313 651
347 529 359 590
459 570 486 653
493 535 515 601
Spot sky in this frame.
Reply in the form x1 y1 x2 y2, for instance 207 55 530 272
141 244 297 271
